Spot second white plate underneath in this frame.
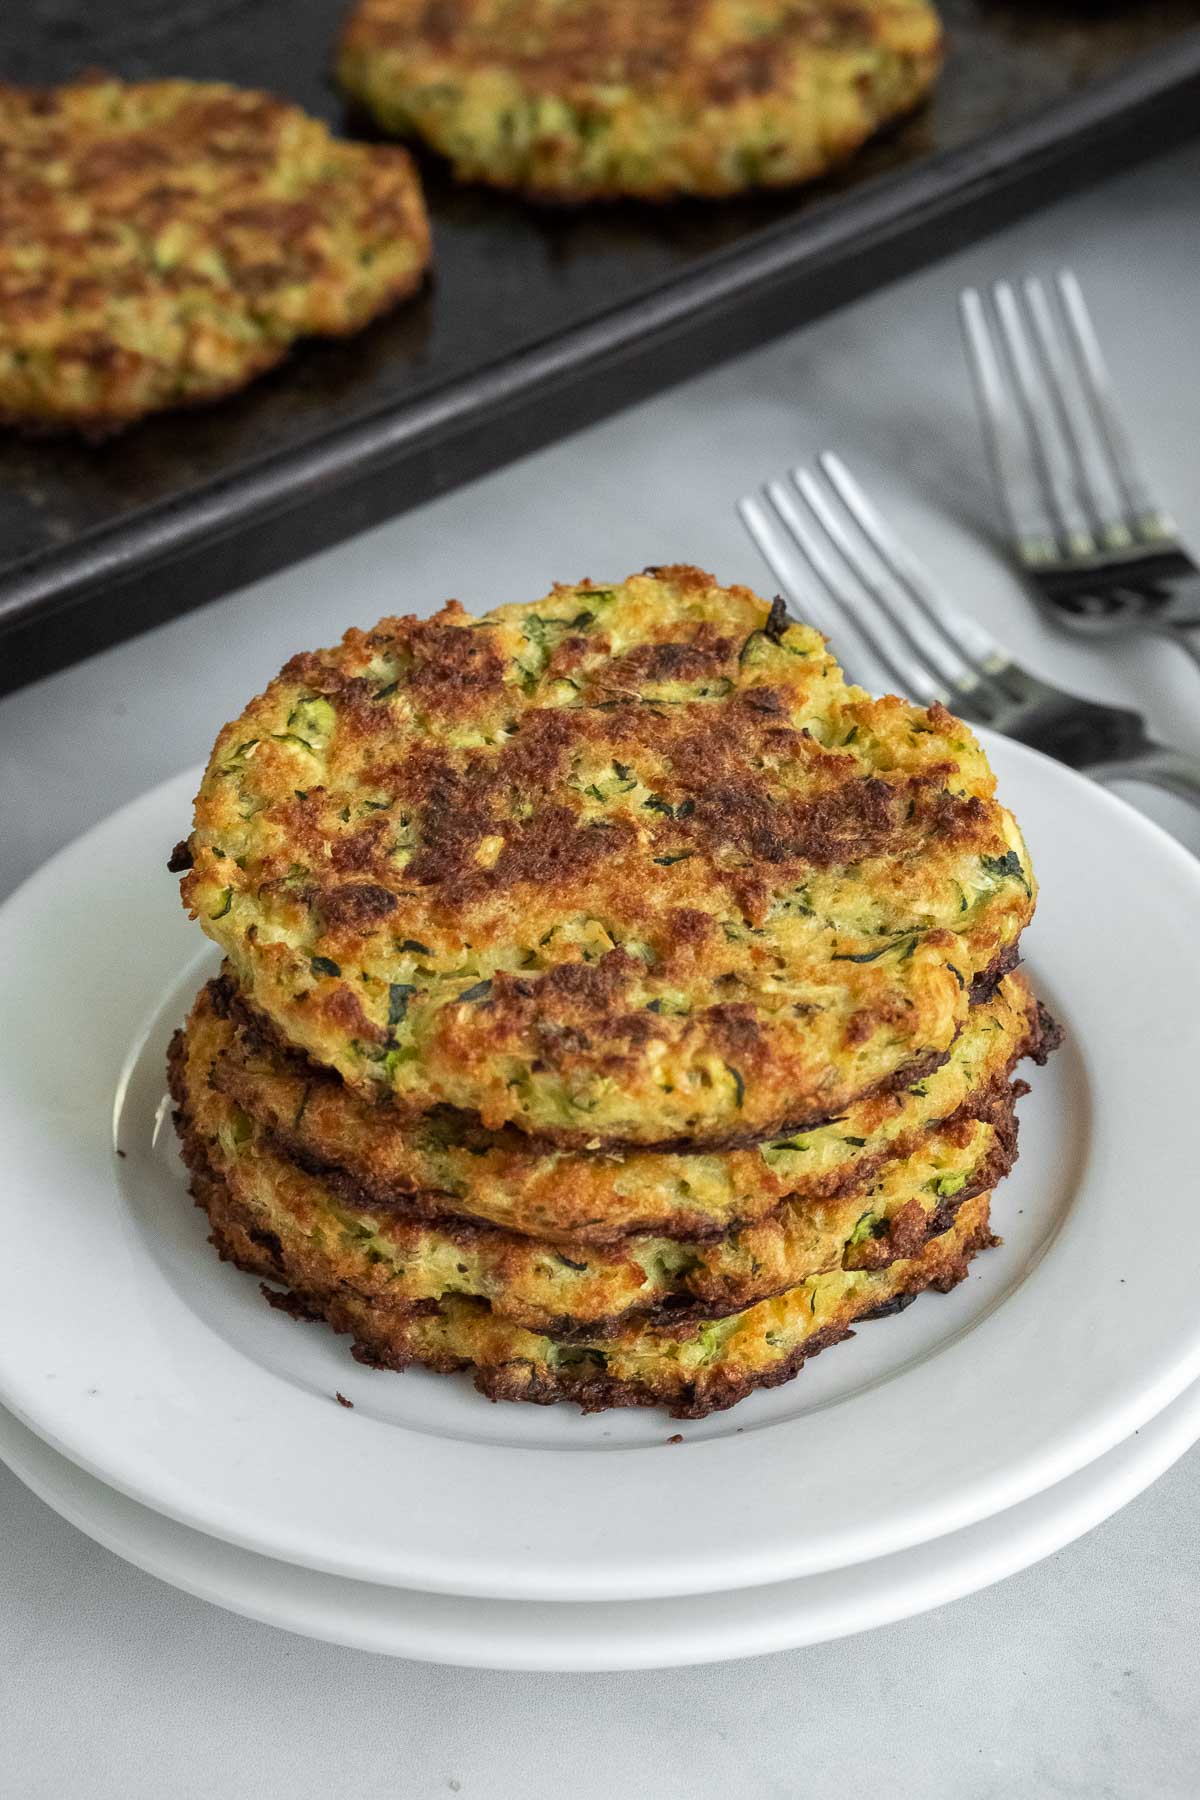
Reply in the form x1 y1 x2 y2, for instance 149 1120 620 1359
1 1381 1197 1672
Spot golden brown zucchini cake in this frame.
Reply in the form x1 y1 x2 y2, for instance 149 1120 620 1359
0 77 430 433
172 975 1031 1335
180 568 1036 1149
190 1132 995 1418
337 0 942 202
185 963 1044 1236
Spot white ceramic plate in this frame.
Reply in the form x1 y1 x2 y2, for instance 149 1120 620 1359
1 740 1199 1603
2 1384 1197 1672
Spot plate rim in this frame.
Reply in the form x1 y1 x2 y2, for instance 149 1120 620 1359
2 1380 1198 1671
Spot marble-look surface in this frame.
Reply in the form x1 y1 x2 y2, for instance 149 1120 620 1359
2 137 1200 1800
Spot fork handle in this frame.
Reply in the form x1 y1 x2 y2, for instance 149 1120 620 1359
1084 743 1200 809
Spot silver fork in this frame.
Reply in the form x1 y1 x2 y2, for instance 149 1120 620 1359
737 451 1200 806
960 269 1200 669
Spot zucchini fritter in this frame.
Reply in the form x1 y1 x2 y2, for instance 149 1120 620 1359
0 78 430 433
181 567 1037 1148
191 968 1044 1244
172 983 1022 1335
193 1143 995 1418
337 0 942 202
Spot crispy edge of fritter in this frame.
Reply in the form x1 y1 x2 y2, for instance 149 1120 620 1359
171 1008 1019 1336
0 361 273 443
189 963 1046 1246
216 939 1026 1163
197 1162 995 1417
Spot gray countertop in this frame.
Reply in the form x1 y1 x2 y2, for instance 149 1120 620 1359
3 138 1200 1800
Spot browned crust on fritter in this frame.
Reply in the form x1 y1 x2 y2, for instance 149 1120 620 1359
1029 1001 1064 1064
172 1062 1014 1339
225 972 958 1166
264 1060 999 1249
199 963 1045 1241
970 939 1020 1006
0 76 431 433
170 991 1029 1337
215 934 1027 1165
197 1161 995 1417
471 1212 992 1417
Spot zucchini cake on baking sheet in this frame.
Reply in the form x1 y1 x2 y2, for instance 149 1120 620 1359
336 0 943 202
0 77 431 434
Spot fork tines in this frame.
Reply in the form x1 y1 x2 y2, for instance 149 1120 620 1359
959 269 1179 572
738 454 1014 725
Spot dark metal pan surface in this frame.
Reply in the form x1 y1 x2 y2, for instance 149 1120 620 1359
2 1 1199 690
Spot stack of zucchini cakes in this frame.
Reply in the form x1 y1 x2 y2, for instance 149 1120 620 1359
170 565 1055 1418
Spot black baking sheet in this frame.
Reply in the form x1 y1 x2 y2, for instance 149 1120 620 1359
3 1 1200 692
